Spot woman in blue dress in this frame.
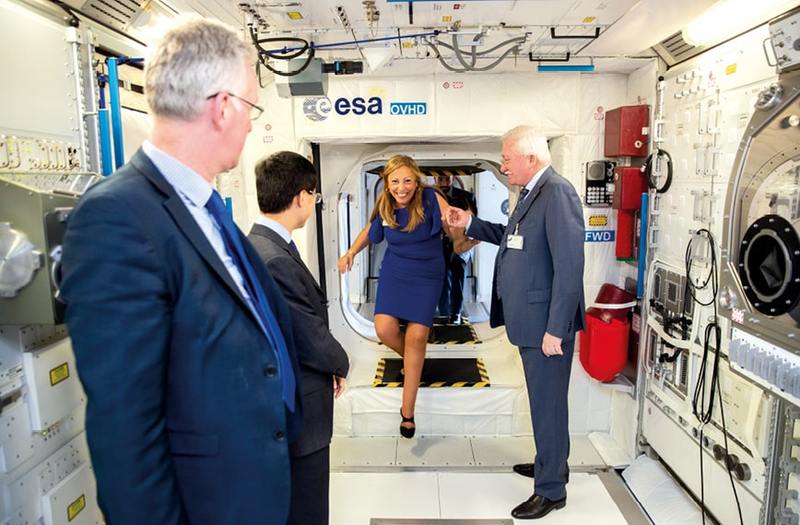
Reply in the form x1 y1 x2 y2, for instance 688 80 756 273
338 154 452 438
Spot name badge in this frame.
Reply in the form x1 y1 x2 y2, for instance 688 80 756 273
507 234 524 250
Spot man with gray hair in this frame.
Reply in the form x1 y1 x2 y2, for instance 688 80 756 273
60 17 301 525
448 125 585 519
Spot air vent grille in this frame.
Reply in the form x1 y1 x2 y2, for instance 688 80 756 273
653 30 705 67
82 0 140 30
662 31 696 60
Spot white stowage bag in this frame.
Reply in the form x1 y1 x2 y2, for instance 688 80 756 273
622 455 703 525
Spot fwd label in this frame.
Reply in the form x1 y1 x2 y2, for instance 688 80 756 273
585 230 615 242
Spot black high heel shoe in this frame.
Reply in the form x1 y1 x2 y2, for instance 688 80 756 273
400 409 415 439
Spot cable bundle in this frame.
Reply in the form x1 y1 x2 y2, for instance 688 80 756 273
685 229 743 525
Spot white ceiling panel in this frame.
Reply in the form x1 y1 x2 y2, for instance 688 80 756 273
130 0 778 74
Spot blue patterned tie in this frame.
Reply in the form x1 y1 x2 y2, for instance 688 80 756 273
513 188 529 215
205 191 296 412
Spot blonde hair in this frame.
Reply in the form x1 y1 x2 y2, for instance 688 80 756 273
371 155 428 232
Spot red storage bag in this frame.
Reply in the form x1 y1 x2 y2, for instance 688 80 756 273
579 284 636 382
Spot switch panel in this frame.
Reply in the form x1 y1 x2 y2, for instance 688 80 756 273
729 327 800 406
769 6 800 73
0 135 81 173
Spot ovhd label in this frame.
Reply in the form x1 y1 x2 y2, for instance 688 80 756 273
585 230 615 242
389 102 427 115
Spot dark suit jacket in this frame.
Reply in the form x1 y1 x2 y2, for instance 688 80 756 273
445 185 477 214
248 223 350 457
60 149 303 525
468 166 586 346
443 186 477 257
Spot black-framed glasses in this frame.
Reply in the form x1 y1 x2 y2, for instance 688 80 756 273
306 190 322 204
206 91 264 121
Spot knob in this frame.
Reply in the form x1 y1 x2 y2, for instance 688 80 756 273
734 462 751 481
725 453 740 471
712 444 726 461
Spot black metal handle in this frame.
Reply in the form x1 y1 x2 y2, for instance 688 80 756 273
550 27 600 40
528 51 570 62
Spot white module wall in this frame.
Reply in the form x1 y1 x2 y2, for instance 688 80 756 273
640 22 786 525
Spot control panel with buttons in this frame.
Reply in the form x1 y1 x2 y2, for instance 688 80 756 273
769 6 800 73
729 327 800 407
584 160 615 206
0 135 81 173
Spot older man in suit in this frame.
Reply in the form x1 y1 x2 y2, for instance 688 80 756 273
448 126 585 520
60 17 301 525
248 151 350 525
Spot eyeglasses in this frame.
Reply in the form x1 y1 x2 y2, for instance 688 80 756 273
306 190 323 204
206 91 264 121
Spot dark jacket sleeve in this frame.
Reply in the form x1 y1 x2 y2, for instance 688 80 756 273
265 255 350 378
544 183 585 339
60 191 187 525
467 216 506 246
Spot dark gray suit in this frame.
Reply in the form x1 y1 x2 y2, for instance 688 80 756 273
468 166 585 500
248 223 350 525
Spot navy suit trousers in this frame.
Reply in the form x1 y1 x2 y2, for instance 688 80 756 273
519 339 574 500
287 446 330 525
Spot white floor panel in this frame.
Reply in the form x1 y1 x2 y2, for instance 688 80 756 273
331 436 397 467
396 436 475 467
332 434 606 470
438 472 629 524
469 434 604 469
330 472 631 524
330 472 440 525
470 436 534 467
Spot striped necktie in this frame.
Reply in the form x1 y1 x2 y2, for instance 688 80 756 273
513 187 530 214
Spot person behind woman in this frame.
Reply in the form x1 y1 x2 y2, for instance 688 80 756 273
338 154 450 438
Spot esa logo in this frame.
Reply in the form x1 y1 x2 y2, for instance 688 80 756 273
303 97 332 121
303 96 427 120
334 96 383 115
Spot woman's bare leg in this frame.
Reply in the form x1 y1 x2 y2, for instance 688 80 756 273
374 314 404 357
401 322 429 430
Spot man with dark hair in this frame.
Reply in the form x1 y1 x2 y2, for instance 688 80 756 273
248 151 350 525
435 173 479 324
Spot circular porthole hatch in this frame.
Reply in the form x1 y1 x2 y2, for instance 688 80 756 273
738 214 800 317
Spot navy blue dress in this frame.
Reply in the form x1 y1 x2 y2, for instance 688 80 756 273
369 187 445 327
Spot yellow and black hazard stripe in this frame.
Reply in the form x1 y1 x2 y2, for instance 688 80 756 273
371 358 491 388
476 358 490 382
372 358 402 387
